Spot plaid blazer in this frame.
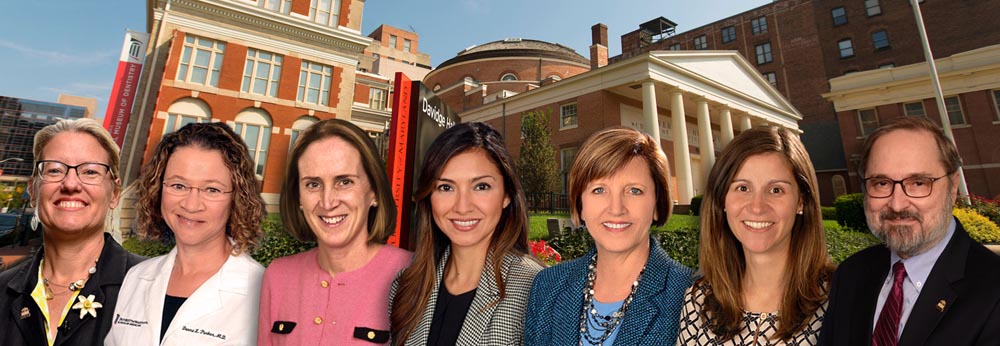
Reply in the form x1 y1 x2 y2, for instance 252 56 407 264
390 247 543 345
524 238 694 346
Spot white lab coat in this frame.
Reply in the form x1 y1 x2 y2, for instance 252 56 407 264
105 245 264 346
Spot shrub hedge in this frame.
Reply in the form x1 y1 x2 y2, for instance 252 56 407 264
821 206 837 221
834 193 866 231
954 208 1000 244
689 195 704 216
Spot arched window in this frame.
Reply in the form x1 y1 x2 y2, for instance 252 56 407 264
164 98 210 135
289 116 319 151
232 108 273 177
433 84 441 91
832 175 847 198
500 73 518 81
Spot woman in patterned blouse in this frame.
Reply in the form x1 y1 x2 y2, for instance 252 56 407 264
676 126 835 345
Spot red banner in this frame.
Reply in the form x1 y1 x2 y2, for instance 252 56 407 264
103 30 149 147
386 72 413 247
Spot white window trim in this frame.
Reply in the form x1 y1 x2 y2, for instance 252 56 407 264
944 96 966 125
857 108 879 137
242 48 283 98
176 36 225 87
559 103 578 130
297 61 333 106
308 0 342 27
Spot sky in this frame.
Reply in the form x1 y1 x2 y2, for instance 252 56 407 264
0 0 770 121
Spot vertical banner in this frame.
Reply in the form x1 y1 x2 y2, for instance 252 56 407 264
103 30 149 147
385 72 460 249
386 73 414 247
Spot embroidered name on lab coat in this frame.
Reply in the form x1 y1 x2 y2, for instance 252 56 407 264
181 325 227 340
113 314 149 328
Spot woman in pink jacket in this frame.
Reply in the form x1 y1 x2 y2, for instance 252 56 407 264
257 119 412 345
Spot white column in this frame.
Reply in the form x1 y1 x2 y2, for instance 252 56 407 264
739 114 752 131
641 81 661 146
719 108 734 147
670 90 693 205
696 98 715 193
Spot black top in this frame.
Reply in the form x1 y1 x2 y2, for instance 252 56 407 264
427 279 476 346
0 233 147 346
161 294 187 341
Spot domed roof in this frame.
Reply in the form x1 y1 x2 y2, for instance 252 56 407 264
436 38 589 68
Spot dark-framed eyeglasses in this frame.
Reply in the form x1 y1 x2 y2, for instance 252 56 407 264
863 174 949 198
35 160 112 185
161 182 234 201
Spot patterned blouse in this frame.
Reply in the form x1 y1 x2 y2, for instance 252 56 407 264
675 282 826 346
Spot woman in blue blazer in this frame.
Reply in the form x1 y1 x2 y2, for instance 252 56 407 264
525 127 693 346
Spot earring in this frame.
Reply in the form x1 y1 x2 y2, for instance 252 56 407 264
372 201 378 208
30 213 39 232
796 210 803 215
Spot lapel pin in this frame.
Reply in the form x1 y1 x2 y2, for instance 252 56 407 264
936 300 946 312
20 307 30 319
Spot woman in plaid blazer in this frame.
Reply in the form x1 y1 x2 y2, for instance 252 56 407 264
524 127 694 346
389 123 542 345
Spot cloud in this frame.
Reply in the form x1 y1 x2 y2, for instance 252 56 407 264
0 39 114 65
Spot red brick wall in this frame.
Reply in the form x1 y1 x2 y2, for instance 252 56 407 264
424 58 589 112
290 0 308 16
219 43 248 92
277 56 302 100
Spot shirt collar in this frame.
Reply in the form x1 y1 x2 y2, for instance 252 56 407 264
890 217 955 290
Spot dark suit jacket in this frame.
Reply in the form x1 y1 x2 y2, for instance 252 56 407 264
820 219 1000 346
524 237 694 346
0 233 145 346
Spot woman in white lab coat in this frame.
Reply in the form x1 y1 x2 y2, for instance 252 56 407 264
105 123 266 345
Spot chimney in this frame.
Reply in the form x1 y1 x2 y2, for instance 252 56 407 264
590 23 608 70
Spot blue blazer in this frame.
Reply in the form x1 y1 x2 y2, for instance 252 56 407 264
524 237 694 346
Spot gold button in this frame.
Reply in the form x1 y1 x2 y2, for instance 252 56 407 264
367 331 376 340
278 323 284 331
314 317 322 324
321 280 329 288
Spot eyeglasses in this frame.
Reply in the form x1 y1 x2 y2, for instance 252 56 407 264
863 174 949 198
162 182 234 201
36 160 112 185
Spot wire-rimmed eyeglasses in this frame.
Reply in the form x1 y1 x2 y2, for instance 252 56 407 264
161 182 234 201
862 174 949 198
35 160 112 185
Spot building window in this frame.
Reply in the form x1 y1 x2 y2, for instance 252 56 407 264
389 35 397 48
832 175 847 198
721 26 736 43
904 102 925 117
163 98 211 135
369 88 387 110
838 39 855 58
832 7 848 26
560 146 579 193
560 103 578 129
261 0 291 13
242 49 283 97
297 61 332 106
993 90 1000 122
309 0 341 27
668 43 681 50
755 42 773 65
176 35 225 87
763 72 777 86
500 73 518 81
944 96 965 125
232 109 272 177
858 108 879 136
693 35 707 50
289 116 318 151
403 39 412 52
751 16 768 35
872 30 890 50
865 0 882 16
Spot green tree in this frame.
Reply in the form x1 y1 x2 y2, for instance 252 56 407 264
518 110 560 194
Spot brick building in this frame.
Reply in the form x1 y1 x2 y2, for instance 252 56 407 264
825 45 1000 199
612 0 1000 203
427 30 803 205
122 0 375 226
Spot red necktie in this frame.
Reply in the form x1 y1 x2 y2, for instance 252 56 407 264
873 261 907 346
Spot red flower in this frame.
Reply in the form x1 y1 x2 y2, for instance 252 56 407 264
529 240 562 266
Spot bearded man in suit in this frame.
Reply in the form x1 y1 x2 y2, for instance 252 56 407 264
820 117 1000 346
